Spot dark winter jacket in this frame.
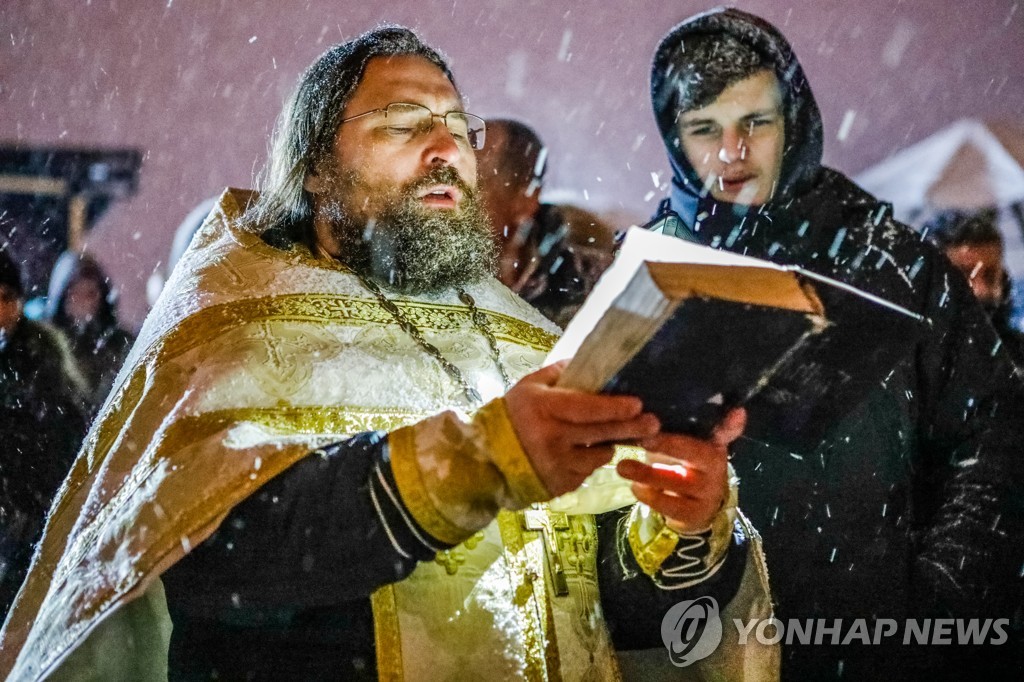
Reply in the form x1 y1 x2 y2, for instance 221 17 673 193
0 318 88 620
650 7 1024 679
44 252 135 412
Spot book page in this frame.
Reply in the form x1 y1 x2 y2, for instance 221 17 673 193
548 226 789 364
556 263 675 390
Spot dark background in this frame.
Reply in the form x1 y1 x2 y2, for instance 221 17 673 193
4 0 1022 327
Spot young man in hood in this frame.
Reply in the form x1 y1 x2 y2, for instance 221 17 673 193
648 8 1024 680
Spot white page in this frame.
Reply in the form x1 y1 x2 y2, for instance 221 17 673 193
547 226 784 364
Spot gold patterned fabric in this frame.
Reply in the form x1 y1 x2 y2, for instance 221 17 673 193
0 188 777 681
0 188 562 680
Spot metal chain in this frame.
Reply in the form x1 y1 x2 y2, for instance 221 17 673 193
458 289 513 390
351 270 510 407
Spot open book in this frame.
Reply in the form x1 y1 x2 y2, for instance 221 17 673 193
550 227 925 454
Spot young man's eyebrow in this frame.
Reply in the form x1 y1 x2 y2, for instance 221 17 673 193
740 107 783 119
679 117 717 128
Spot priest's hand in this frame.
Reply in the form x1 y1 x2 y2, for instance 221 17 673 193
616 407 746 533
504 361 661 498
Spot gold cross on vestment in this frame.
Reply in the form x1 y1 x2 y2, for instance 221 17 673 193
522 508 570 597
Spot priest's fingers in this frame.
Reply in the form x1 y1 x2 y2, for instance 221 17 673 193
565 444 618 476
525 444 618 498
505 364 663 498
558 415 661 450
542 390 647 425
636 434 728 476
629 483 720 533
512 415 657 499
506 367 645 426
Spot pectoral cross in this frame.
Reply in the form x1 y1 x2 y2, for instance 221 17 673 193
522 508 570 597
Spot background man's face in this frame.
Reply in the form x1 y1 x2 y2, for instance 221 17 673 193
476 124 542 242
945 242 1006 307
678 69 785 207
0 284 23 338
65 276 103 325
311 54 478 222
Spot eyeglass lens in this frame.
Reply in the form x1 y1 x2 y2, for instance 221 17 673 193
385 103 486 150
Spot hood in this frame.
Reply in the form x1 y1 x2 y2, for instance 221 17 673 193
43 251 119 331
651 7 824 226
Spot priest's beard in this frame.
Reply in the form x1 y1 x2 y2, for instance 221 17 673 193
318 165 496 295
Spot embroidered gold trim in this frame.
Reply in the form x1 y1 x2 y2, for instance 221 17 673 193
150 294 557 367
371 585 403 681
204 405 421 437
627 505 681 577
477 399 550 506
497 510 561 681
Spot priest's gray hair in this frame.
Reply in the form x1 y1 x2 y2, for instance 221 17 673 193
245 26 455 242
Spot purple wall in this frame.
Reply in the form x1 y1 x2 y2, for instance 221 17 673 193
4 0 1023 326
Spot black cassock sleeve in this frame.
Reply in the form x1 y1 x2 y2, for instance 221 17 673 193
162 430 450 613
597 506 751 650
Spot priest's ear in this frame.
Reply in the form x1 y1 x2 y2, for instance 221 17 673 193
303 165 324 194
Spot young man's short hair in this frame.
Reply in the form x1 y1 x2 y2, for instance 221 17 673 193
667 32 773 114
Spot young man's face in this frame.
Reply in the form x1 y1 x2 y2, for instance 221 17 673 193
308 54 478 224
677 69 785 207
944 242 1006 308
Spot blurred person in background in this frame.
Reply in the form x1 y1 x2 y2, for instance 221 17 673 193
477 118 615 327
924 208 1024 368
146 197 217 308
43 251 135 413
0 248 88 621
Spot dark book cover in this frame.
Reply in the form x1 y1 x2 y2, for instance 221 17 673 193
552 228 926 456
601 271 924 455
603 296 822 443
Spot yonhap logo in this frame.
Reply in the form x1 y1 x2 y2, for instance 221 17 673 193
661 596 723 667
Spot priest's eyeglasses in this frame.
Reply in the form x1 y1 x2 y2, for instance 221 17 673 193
339 103 487 151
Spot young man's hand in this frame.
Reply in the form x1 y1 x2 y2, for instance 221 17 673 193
617 408 746 533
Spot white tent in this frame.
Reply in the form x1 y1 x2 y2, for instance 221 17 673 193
855 119 1024 282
